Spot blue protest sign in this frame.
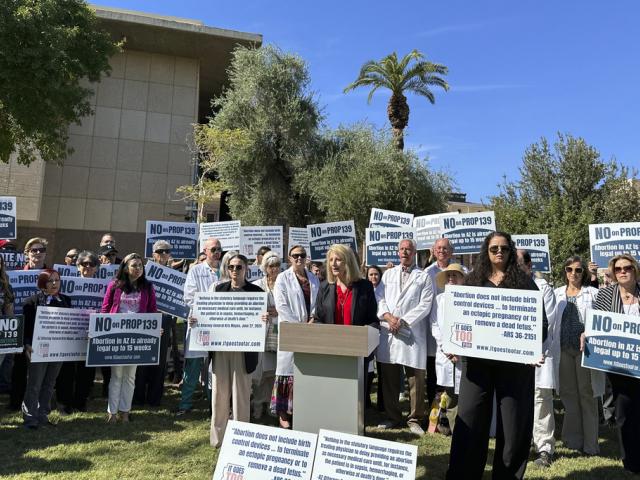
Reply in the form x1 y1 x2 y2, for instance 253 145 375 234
366 228 415 266
512 234 551 273
145 221 198 259
0 197 17 239
0 251 25 270
307 220 357 261
589 222 640 268
59 276 110 311
145 262 188 318
7 270 42 315
440 211 496 255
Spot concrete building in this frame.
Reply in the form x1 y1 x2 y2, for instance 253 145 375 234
1 6 261 262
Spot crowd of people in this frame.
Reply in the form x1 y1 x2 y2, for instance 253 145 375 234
0 229 639 479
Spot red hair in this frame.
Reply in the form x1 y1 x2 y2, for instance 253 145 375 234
37 269 60 290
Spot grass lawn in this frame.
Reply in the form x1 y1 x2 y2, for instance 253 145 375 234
0 383 635 480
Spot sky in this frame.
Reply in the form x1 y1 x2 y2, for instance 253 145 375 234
96 1 640 203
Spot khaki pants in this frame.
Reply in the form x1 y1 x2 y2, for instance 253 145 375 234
559 349 599 454
380 363 426 426
210 352 251 448
533 387 556 454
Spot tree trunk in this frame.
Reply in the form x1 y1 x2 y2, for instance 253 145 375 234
387 93 409 150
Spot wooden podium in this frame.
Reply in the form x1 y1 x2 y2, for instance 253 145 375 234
279 322 379 435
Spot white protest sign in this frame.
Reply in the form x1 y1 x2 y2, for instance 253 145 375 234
440 211 496 255
31 307 90 363
288 227 310 253
189 292 268 352
512 234 551 273
8 270 42 315
199 220 241 251
240 226 284 259
145 220 198 259
413 212 456 250
365 227 415 266
307 220 357 261
583 309 640 379
54 264 80 278
59 276 110 311
213 420 317 480
369 208 414 228
589 222 640 268
0 196 17 239
443 285 543 364
311 429 418 480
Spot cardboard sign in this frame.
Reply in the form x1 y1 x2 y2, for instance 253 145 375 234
365 227 415 266
512 234 551 273
442 285 543 364
199 220 242 251
589 222 640 268
307 220 357 261
583 309 640 379
145 221 198 259
145 262 189 318
240 226 284 259
440 211 496 255
369 208 414 228
31 307 90 363
0 196 17 239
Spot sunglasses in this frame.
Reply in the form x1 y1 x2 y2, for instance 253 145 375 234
488 245 510 254
614 265 634 274
228 264 244 271
565 266 583 274
290 253 307 259
30 248 46 254
79 262 96 268
209 247 222 253
155 249 171 255
66 254 78 259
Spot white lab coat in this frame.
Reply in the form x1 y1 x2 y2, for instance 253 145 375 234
534 277 559 389
273 268 319 376
183 262 218 359
430 293 462 394
377 265 434 370
554 285 606 397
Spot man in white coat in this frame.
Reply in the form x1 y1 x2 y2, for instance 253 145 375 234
517 249 558 467
377 238 434 435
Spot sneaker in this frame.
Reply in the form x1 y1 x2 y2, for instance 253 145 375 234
408 423 425 436
377 420 400 430
534 452 552 468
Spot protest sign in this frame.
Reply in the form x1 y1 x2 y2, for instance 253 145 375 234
86 312 162 367
0 315 24 354
145 262 188 318
307 220 357 261
199 220 241 251
589 222 640 267
0 196 17 239
54 264 80 277
311 429 418 480
288 227 310 253
213 420 317 480
7 270 42 315
247 264 287 283
369 208 414 228
145 221 198 259
59 276 110 311
583 309 640 379
55 263 118 280
0 251 25 270
189 292 267 352
413 212 456 250
95 263 118 280
31 307 90 363
365 227 415 266
512 234 551 273
240 226 284 259
442 285 543 364
440 211 496 255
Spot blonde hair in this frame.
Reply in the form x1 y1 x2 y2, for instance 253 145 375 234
24 237 48 254
260 251 281 273
608 254 640 281
325 244 361 286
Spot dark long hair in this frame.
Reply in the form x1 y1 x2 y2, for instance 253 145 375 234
115 253 150 294
466 232 532 289
0 255 14 305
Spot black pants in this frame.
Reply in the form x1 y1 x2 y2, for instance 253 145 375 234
133 326 169 407
55 362 95 411
447 358 535 480
609 373 640 473
426 355 437 406
101 367 111 397
9 352 29 410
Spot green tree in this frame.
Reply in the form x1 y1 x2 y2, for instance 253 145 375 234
490 133 640 282
0 0 118 164
195 45 322 226
300 124 451 242
343 50 449 150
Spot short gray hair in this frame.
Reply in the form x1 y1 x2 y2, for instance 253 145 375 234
398 238 417 250
260 251 281 273
433 237 454 253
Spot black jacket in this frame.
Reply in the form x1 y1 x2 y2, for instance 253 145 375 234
23 291 72 345
213 281 264 374
314 279 379 327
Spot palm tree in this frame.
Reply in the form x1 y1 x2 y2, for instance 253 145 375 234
344 50 449 150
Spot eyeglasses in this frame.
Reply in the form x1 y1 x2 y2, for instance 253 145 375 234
79 262 96 268
155 249 171 255
228 265 244 271
30 248 46 254
290 253 307 259
488 245 510 254
565 266 584 274
614 265 634 274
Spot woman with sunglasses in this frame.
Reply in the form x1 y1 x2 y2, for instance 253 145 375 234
591 254 640 473
23 237 48 270
101 253 157 423
21 269 72 428
447 232 547 480
272 245 320 429
553 256 604 456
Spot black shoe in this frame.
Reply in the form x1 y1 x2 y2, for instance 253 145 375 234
534 452 552 468
174 408 191 416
